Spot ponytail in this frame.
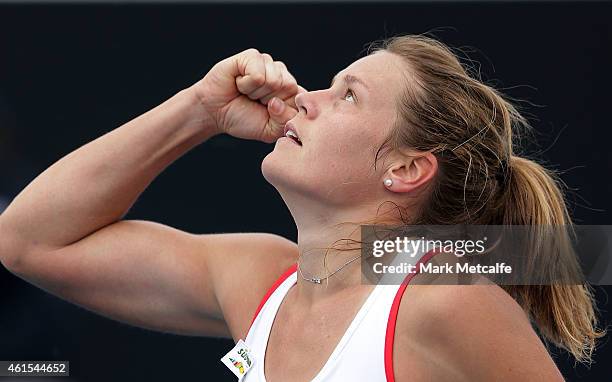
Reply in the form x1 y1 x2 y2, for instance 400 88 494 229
501 156 605 363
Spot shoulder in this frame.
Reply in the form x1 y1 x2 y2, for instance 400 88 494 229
199 232 298 341
393 282 564 381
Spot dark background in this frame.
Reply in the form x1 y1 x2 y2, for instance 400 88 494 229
1 1 611 381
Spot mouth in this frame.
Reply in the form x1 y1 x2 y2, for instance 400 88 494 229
282 122 302 146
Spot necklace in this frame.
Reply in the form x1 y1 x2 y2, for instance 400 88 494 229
297 254 363 284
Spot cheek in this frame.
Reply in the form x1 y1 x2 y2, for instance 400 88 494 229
309 131 379 178
314 117 374 152
327 127 380 158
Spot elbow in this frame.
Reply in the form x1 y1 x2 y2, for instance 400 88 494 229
0 249 20 275
0 253 20 273
0 222 26 273
0 237 22 273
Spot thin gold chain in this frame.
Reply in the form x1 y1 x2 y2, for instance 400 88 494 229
297 254 363 285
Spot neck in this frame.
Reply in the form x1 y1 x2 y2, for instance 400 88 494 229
282 192 402 304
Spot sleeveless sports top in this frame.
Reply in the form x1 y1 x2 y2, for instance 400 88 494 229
238 250 438 382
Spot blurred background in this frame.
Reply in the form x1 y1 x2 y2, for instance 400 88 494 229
0 1 611 381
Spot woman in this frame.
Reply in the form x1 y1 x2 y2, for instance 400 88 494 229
0 35 603 381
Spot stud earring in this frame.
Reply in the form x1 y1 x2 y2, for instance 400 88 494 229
384 178 393 187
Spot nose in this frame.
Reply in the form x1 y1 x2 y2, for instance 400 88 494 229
294 90 319 119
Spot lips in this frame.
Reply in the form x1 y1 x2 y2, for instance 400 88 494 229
283 121 302 146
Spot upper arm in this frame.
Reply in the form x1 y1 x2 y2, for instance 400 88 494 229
2 219 297 339
202 232 298 340
395 284 565 381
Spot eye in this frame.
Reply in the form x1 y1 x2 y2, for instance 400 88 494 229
343 88 356 103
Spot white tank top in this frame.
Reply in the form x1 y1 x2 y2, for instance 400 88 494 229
235 250 438 382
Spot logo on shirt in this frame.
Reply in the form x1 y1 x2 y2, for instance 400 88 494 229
238 348 252 367
221 339 255 380
229 357 245 374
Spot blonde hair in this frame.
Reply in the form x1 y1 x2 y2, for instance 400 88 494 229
369 34 605 363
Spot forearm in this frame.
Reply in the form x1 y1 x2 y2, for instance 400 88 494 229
0 86 217 253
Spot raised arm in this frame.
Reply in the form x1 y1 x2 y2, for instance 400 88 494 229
0 49 300 339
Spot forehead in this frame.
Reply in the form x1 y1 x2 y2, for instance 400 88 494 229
337 51 408 106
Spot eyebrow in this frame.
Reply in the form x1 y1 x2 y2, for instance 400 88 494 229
330 73 370 91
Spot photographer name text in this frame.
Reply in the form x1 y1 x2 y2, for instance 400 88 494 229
373 262 512 275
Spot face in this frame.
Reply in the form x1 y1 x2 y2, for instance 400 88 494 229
261 51 408 206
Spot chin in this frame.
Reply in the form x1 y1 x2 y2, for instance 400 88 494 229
261 150 289 188
261 151 312 196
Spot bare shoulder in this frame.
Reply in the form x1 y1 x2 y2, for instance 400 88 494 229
394 281 565 381
202 232 298 341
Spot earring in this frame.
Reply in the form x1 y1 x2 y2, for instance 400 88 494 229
384 178 393 187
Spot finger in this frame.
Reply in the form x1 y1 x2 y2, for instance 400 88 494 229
261 114 293 145
248 53 282 101
235 51 267 95
260 119 285 144
260 97 298 143
284 85 308 109
259 62 288 105
258 63 284 105
260 62 299 105
267 97 298 125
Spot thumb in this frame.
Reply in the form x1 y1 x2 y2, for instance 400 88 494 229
268 97 298 125
261 97 298 143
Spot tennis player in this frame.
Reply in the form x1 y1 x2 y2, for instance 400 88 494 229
0 35 602 381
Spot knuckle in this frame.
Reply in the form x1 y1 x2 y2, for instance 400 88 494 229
285 81 298 93
269 77 282 89
251 73 266 87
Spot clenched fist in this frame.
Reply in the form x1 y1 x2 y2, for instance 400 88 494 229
193 49 304 143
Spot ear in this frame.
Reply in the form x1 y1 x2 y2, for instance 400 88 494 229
384 152 438 193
